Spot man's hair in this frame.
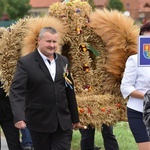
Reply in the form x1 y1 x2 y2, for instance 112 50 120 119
140 22 150 35
38 27 57 39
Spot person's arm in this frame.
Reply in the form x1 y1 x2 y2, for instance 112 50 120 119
65 68 80 124
62 56 80 123
120 55 144 100
9 59 27 127
129 90 144 99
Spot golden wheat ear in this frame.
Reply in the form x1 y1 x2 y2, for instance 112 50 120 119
21 15 67 57
0 18 30 95
88 8 140 95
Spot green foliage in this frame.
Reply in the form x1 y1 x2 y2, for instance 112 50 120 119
71 122 137 150
107 0 124 12
88 45 100 56
87 0 96 10
0 0 31 20
0 0 6 19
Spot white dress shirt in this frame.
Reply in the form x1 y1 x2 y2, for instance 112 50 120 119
120 54 150 112
38 49 56 81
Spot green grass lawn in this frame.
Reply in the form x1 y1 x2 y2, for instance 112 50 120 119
71 122 138 150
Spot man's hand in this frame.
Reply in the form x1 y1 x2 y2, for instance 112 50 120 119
72 122 87 130
15 121 26 129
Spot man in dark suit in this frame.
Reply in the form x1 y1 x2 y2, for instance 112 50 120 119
9 27 80 150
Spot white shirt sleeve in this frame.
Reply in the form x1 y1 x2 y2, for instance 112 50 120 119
120 55 137 99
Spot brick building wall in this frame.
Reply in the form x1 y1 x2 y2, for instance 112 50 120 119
121 0 140 19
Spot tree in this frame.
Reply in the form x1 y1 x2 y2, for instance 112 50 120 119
88 0 96 10
0 0 31 20
0 0 6 19
107 0 124 12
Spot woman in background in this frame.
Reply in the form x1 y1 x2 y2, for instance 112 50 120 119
120 22 150 150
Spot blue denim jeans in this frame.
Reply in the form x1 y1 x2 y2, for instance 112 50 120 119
21 128 33 147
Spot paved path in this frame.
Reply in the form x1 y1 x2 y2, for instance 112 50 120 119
1 137 8 150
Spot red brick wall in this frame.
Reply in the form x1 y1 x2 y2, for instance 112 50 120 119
121 0 140 19
93 0 141 20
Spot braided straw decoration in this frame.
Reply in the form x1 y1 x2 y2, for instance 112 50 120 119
89 9 140 96
49 1 105 96
48 1 139 128
0 18 30 94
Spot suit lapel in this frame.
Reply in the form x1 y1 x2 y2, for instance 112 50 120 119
34 50 53 81
55 55 64 82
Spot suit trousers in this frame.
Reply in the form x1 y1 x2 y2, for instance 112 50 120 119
80 124 119 150
29 125 72 150
0 120 23 150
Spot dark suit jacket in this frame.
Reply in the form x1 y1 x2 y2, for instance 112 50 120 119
9 50 79 132
0 81 13 122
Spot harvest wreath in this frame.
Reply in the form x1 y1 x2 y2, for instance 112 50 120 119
0 0 139 129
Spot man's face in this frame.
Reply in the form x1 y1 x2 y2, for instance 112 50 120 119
38 32 58 57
